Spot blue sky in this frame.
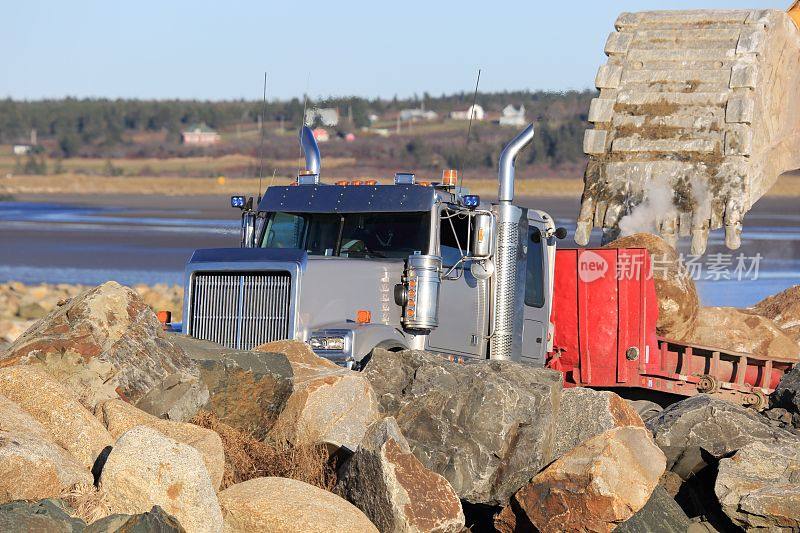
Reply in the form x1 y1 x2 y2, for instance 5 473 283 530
1 0 784 100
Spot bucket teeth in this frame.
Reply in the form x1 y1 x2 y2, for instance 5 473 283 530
578 9 800 253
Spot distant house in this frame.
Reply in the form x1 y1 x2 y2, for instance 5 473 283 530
305 108 339 127
12 145 32 155
181 123 221 146
399 109 438 122
312 128 330 142
499 104 526 127
450 104 485 121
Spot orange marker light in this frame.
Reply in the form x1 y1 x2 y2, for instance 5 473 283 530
365 179 378 186
442 169 458 186
356 310 371 324
351 180 363 186
335 180 348 186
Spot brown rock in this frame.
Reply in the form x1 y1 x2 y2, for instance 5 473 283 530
134 372 209 422
1 282 197 408
753 284 800 343
219 477 378 533
553 387 644 459
0 393 53 441
684 306 799 360
0 365 113 470
604 233 699 339
100 425 222 533
97 399 225 490
497 426 666 533
0 430 93 503
335 417 464 533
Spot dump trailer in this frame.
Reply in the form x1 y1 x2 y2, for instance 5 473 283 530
180 125 795 408
576 5 800 255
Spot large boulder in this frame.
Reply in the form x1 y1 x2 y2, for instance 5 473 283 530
0 365 113 470
495 427 665 533
99 425 222 533
647 394 798 479
0 393 53 441
615 486 691 533
174 335 293 439
715 440 800 531
753 284 800 344
0 430 93 503
335 417 464 533
97 399 225 490
0 499 86 533
363 349 562 505
770 364 800 427
683 306 799 360
0 282 198 408
134 372 209 422
218 477 378 533
84 505 185 533
603 233 699 339
552 387 643 459
259 340 381 451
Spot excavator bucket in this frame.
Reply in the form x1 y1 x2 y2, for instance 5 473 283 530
576 9 800 254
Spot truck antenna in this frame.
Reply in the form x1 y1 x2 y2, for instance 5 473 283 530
257 72 268 203
459 68 482 192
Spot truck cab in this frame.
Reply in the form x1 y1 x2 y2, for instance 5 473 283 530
182 125 562 367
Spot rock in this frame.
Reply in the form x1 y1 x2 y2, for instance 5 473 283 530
683 306 799 360
715 440 800 531
553 387 643 459
134 372 209 422
97 399 225 490
0 430 94 503
603 233 699 339
0 393 53 440
219 477 378 533
0 318 35 345
0 365 113 470
752 284 800 344
363 349 562 505
335 417 464 533
615 486 691 533
1 282 197 408
99 425 222 533
174 335 293 439
647 394 798 479
261 341 381 451
496 427 665 533
770 364 800 426
84 505 185 533
0 499 86 533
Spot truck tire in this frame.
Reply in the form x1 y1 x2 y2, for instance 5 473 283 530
626 399 663 422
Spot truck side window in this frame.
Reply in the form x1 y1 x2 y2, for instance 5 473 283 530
440 213 470 266
525 229 545 308
263 212 306 248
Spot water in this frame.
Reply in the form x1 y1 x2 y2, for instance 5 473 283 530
1 198 797 308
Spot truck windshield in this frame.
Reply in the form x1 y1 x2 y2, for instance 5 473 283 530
261 211 430 259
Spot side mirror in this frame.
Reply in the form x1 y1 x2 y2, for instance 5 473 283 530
241 211 256 248
471 213 493 257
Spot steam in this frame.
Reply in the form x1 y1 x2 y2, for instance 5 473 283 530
619 174 677 236
690 176 712 225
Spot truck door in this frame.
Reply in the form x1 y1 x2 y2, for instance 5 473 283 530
521 212 555 366
426 210 488 359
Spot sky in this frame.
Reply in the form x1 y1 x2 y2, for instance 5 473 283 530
0 0 786 101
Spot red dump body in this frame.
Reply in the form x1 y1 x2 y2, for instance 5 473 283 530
547 248 795 408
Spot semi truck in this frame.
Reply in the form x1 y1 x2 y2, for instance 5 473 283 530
180 124 794 409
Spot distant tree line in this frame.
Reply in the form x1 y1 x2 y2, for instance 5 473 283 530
0 90 594 166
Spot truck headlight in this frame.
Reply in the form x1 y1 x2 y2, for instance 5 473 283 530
309 336 346 351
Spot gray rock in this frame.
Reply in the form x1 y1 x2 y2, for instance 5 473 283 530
646 395 797 479
771 364 800 427
134 372 209 422
553 387 644 459
616 486 691 533
0 499 86 533
715 440 800 531
335 417 464 533
363 349 562 505
85 505 185 533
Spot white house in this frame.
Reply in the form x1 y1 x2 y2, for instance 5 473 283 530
450 104 485 121
499 104 526 127
305 108 340 127
12 145 32 155
399 108 438 122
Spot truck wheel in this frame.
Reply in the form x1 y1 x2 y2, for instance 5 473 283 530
626 399 663 422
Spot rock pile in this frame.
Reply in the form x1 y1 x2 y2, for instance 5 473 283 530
2 279 800 532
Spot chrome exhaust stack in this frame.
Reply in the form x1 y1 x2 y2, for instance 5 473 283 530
490 124 535 361
299 125 321 176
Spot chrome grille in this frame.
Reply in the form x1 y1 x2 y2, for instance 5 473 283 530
190 272 292 350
